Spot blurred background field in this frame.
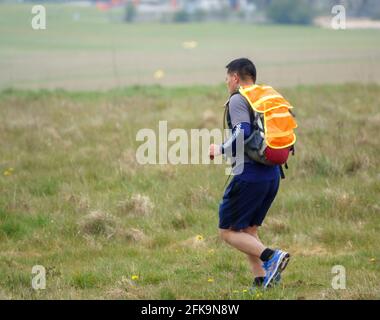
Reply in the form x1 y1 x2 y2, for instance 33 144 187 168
0 0 379 300
1 2 380 89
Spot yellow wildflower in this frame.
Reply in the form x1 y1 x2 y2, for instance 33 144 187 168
195 235 204 241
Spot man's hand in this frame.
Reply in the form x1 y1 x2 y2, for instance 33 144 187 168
209 144 222 160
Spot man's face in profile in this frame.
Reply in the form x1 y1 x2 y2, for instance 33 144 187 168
225 72 239 94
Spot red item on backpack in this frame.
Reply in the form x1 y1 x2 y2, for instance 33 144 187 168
264 146 290 165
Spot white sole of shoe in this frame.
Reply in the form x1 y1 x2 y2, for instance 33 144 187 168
264 251 291 289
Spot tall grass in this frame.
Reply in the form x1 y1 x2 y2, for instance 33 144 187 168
0 83 379 299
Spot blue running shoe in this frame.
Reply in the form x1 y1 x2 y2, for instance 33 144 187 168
268 272 281 288
263 250 290 289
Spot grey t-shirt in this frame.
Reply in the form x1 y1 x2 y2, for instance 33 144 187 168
228 94 251 127
228 94 252 163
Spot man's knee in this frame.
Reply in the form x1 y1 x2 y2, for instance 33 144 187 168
242 225 259 238
219 228 232 242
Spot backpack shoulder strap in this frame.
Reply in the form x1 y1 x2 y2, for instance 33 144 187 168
225 91 256 130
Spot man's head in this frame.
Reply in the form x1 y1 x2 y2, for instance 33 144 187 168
225 58 257 94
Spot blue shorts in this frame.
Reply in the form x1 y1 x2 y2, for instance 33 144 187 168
218 176 280 230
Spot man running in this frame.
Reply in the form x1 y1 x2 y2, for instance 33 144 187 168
209 58 290 289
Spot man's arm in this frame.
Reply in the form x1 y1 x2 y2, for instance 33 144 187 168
220 122 251 156
209 94 252 159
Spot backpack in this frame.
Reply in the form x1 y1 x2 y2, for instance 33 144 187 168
225 85 297 178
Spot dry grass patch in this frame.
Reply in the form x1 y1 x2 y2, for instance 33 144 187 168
78 210 118 238
124 228 149 244
265 217 290 234
117 194 154 216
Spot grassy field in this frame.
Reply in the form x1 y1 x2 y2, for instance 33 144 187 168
0 82 379 299
1 3 380 89
0 1 379 300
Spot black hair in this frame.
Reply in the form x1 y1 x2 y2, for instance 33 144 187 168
226 58 257 83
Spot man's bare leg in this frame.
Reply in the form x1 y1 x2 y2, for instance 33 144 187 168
242 226 266 278
219 228 266 258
